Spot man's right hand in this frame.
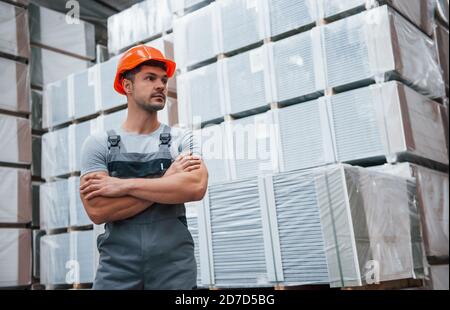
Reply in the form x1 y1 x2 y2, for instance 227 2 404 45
164 154 202 177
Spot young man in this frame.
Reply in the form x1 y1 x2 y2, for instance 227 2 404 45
79 45 208 290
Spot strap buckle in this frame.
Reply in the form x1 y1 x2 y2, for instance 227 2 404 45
160 133 171 146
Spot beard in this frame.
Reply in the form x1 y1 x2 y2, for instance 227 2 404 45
135 98 166 113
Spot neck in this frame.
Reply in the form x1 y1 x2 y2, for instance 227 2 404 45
122 99 160 135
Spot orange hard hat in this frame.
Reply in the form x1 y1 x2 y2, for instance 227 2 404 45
114 44 176 95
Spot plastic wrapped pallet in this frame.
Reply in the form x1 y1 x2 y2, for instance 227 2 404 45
177 61 225 126
69 121 93 173
68 67 97 120
97 54 127 112
434 21 449 96
263 169 330 286
223 46 272 116
0 228 32 287
320 5 445 99
196 123 231 185
185 201 206 288
173 3 220 69
328 81 448 168
30 46 90 88
32 229 45 279
428 265 449 290
41 127 70 179
319 0 436 37
226 112 279 180
107 0 172 55
0 1 30 59
314 164 426 288
273 98 334 172
0 57 30 114
40 233 70 285
265 0 316 38
268 28 325 104
31 90 42 131
31 135 41 177
42 79 70 128
0 167 31 224
0 114 31 165
371 163 449 259
203 177 277 287
69 230 94 284
28 3 95 60
216 0 267 54
68 176 91 227
39 179 70 231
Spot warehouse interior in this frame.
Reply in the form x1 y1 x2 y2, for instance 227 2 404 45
0 0 449 291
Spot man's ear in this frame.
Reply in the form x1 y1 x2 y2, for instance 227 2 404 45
123 79 133 95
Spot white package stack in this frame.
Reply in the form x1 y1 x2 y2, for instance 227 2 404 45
0 57 30 114
266 0 316 38
97 54 127 112
217 0 267 54
314 164 426 288
328 81 448 167
268 28 325 103
318 0 436 37
28 3 95 60
264 169 330 286
223 46 272 116
320 5 445 99
203 177 277 287
273 99 334 172
0 114 31 165
177 61 225 126
40 233 70 285
0 229 32 287
69 176 92 228
69 230 95 284
30 46 90 88
0 1 30 59
372 163 449 259
196 123 231 185
226 112 279 180
39 179 70 231
69 67 97 120
69 121 93 173
173 3 220 69
43 79 70 128
41 127 70 179
0 167 31 224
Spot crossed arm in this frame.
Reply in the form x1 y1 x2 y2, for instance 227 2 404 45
80 155 208 225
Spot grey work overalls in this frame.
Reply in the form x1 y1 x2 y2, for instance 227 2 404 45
93 125 197 290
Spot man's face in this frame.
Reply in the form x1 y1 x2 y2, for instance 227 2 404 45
128 65 169 113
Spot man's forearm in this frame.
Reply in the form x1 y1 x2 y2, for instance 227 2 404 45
124 170 207 204
82 195 153 224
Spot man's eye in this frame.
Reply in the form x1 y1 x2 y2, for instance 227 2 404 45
162 79 168 84
146 76 155 81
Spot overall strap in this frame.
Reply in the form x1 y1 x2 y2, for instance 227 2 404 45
159 125 172 152
107 129 126 155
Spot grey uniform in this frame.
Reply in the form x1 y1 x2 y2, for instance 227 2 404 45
80 123 201 290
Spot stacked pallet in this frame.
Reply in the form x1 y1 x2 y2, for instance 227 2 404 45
0 0 32 290
173 0 448 290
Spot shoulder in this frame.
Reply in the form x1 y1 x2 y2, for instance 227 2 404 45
81 130 109 153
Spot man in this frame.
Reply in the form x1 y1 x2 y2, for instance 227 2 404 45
79 45 208 290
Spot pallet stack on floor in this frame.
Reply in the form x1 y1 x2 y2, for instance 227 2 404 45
172 0 449 290
0 0 33 290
